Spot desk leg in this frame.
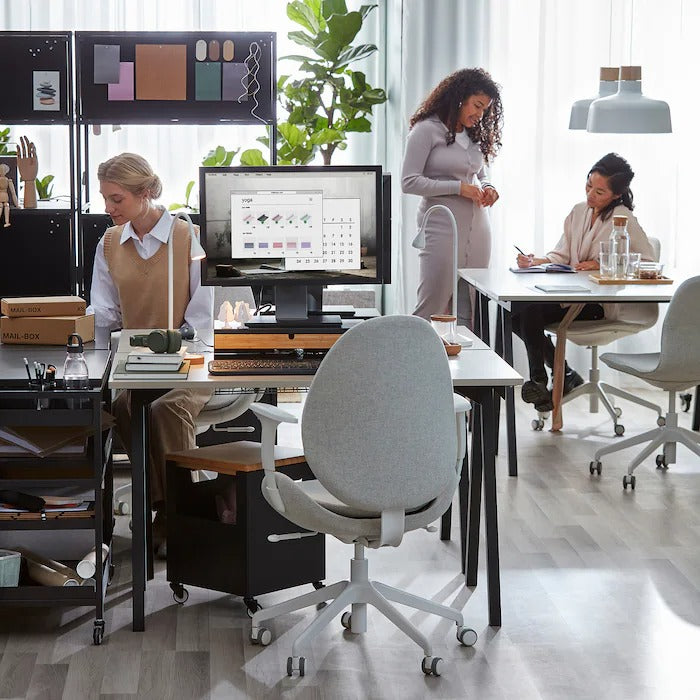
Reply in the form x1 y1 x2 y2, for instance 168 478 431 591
693 386 700 432
440 505 452 541
465 397 483 582
481 387 502 627
131 393 147 632
494 307 502 455
551 303 585 431
501 310 518 477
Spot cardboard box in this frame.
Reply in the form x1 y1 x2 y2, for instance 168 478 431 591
0 315 94 345
1 296 87 318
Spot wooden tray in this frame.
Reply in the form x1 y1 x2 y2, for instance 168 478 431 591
589 274 673 285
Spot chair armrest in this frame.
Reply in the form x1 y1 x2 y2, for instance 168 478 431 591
250 403 298 425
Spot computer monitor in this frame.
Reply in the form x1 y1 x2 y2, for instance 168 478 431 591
199 165 387 326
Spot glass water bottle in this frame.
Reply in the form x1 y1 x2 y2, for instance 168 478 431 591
609 215 630 278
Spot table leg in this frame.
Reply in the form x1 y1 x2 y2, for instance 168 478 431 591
494 307 502 454
131 392 147 632
551 303 585 431
480 387 501 626
440 505 452 541
501 309 518 477
693 386 700 432
465 396 483 583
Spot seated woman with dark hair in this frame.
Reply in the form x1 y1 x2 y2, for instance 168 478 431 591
512 152 656 412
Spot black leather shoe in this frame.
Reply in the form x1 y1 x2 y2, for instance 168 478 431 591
563 369 584 396
521 380 553 412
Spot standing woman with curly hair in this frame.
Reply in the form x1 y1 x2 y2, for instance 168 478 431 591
402 68 503 327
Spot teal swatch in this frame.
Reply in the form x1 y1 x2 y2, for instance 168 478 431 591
195 62 221 101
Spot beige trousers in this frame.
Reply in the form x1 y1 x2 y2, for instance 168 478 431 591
112 387 214 507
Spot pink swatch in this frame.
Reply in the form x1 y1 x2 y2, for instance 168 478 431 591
108 62 134 101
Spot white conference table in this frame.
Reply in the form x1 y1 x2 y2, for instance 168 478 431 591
110 325 522 629
459 267 686 470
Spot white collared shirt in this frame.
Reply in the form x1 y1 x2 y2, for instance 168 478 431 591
87 207 213 334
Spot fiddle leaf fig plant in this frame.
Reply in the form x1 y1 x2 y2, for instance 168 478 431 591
254 0 387 165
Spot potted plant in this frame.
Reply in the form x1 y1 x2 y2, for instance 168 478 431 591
241 0 387 166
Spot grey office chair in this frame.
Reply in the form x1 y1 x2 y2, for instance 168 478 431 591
247 315 475 678
589 275 700 489
535 237 663 435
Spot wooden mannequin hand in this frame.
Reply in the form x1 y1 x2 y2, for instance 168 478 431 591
17 135 38 209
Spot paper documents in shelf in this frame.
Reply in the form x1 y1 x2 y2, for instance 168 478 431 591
0 411 115 458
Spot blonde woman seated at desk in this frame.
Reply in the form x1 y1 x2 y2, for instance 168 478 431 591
88 153 214 558
512 152 656 412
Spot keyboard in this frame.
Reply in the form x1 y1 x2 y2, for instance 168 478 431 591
208 355 324 376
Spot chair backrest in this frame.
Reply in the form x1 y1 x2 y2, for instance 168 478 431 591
648 236 661 263
301 315 457 513
654 275 700 381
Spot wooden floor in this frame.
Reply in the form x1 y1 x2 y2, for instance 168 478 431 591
1 390 700 699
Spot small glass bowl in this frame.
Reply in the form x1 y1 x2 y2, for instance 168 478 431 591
637 262 664 280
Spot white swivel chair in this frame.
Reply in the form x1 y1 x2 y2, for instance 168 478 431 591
247 315 475 678
589 275 700 489
535 237 663 435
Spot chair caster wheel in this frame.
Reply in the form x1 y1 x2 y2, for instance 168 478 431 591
622 474 636 490
287 656 305 677
531 418 545 431
341 611 352 630
251 627 272 646
614 424 625 436
657 416 666 427
456 626 477 646
589 460 602 476
655 454 668 469
170 583 188 604
93 621 105 645
245 597 262 618
115 501 130 516
421 656 443 676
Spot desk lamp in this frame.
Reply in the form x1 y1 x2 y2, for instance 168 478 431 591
412 204 470 345
167 211 206 332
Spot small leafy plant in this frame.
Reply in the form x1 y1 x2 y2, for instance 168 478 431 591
35 174 55 200
0 127 15 156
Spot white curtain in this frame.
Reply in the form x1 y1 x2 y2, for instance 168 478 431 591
385 0 697 374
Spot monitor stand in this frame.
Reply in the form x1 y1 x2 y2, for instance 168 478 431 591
245 285 342 330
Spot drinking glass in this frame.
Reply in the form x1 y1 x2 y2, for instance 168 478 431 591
626 252 641 279
599 241 617 279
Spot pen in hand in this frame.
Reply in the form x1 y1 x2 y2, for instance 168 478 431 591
514 245 527 256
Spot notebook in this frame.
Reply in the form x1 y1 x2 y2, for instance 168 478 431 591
510 263 575 273
113 359 190 380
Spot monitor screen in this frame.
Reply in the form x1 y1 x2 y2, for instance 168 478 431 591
199 165 385 289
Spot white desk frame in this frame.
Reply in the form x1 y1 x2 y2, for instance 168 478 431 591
459 268 684 468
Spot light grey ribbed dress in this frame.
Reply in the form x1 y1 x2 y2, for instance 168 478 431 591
401 115 493 325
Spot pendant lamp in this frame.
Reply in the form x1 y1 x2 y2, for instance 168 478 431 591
569 67 619 130
586 65 672 133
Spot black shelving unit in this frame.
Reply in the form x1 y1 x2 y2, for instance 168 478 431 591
0 347 113 644
0 32 77 297
74 31 277 297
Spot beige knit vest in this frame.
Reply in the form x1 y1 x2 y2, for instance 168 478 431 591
103 219 194 329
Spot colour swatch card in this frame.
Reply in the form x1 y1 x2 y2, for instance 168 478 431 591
93 44 120 84
222 62 248 101
33 70 60 111
195 62 222 101
107 61 134 101
135 44 187 100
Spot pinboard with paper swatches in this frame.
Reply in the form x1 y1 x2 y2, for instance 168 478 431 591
75 31 276 124
0 31 72 123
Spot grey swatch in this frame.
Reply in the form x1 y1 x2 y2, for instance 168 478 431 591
94 44 121 84
222 62 248 101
